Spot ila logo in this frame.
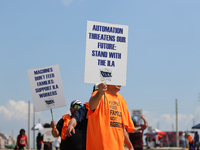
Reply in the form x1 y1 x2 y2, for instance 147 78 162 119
100 69 112 82
44 98 55 108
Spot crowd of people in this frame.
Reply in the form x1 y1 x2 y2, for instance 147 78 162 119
15 84 200 150
50 83 140 150
13 83 151 150
16 83 200 150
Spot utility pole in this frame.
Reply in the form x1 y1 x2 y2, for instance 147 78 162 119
12 130 13 144
172 123 175 146
33 106 35 149
176 99 179 147
28 101 31 150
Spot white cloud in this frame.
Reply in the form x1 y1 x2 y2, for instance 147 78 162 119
195 106 200 115
142 110 194 131
62 0 74 6
143 110 158 126
0 100 34 121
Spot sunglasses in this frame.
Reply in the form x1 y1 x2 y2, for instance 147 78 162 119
72 104 81 109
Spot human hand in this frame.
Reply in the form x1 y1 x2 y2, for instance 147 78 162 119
66 125 75 137
51 119 56 129
141 115 144 119
129 147 134 150
97 83 107 94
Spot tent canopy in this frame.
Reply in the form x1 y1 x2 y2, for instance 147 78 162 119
192 123 200 129
32 123 44 130
144 128 167 135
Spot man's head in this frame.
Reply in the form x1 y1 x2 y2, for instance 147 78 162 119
107 85 121 94
70 100 82 117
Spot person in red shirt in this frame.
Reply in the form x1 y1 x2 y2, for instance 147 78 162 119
129 115 148 150
16 129 28 150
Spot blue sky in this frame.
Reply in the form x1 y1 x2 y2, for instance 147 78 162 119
1 0 200 147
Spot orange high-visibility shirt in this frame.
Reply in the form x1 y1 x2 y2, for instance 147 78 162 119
86 91 135 150
61 114 71 140
188 135 193 143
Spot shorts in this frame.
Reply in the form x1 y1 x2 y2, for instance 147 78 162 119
18 145 26 149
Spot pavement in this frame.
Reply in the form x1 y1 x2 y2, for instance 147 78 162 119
124 147 187 150
0 147 188 150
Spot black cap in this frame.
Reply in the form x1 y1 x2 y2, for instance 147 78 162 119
70 100 82 108
93 84 98 92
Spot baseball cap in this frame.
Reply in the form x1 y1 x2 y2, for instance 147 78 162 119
93 84 98 92
70 100 82 108
131 116 138 124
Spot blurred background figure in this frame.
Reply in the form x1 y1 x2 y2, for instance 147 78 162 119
180 132 186 148
54 137 61 150
145 136 151 149
188 134 195 150
36 132 42 150
16 129 28 150
43 123 53 150
129 115 148 150
194 131 199 150
156 133 162 147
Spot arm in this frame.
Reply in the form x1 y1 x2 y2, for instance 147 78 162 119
141 115 148 127
89 83 107 110
44 141 53 147
66 118 77 137
26 136 29 148
124 128 134 150
16 137 19 148
51 120 60 138
66 106 87 136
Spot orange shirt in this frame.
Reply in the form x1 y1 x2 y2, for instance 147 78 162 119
157 134 162 140
86 91 135 150
61 114 71 140
188 135 193 143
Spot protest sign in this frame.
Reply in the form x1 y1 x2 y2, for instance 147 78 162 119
84 21 128 86
131 109 143 125
43 128 54 142
27 64 66 112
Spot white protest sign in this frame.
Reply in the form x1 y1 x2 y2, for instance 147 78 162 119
27 64 66 112
84 21 128 86
131 109 143 125
43 128 54 142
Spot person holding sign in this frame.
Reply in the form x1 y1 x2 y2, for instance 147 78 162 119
87 83 135 150
66 85 134 150
51 100 82 150
42 123 54 150
129 115 148 150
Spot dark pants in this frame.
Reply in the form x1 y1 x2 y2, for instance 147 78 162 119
189 142 195 150
37 143 41 150
195 142 199 150
134 147 143 150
